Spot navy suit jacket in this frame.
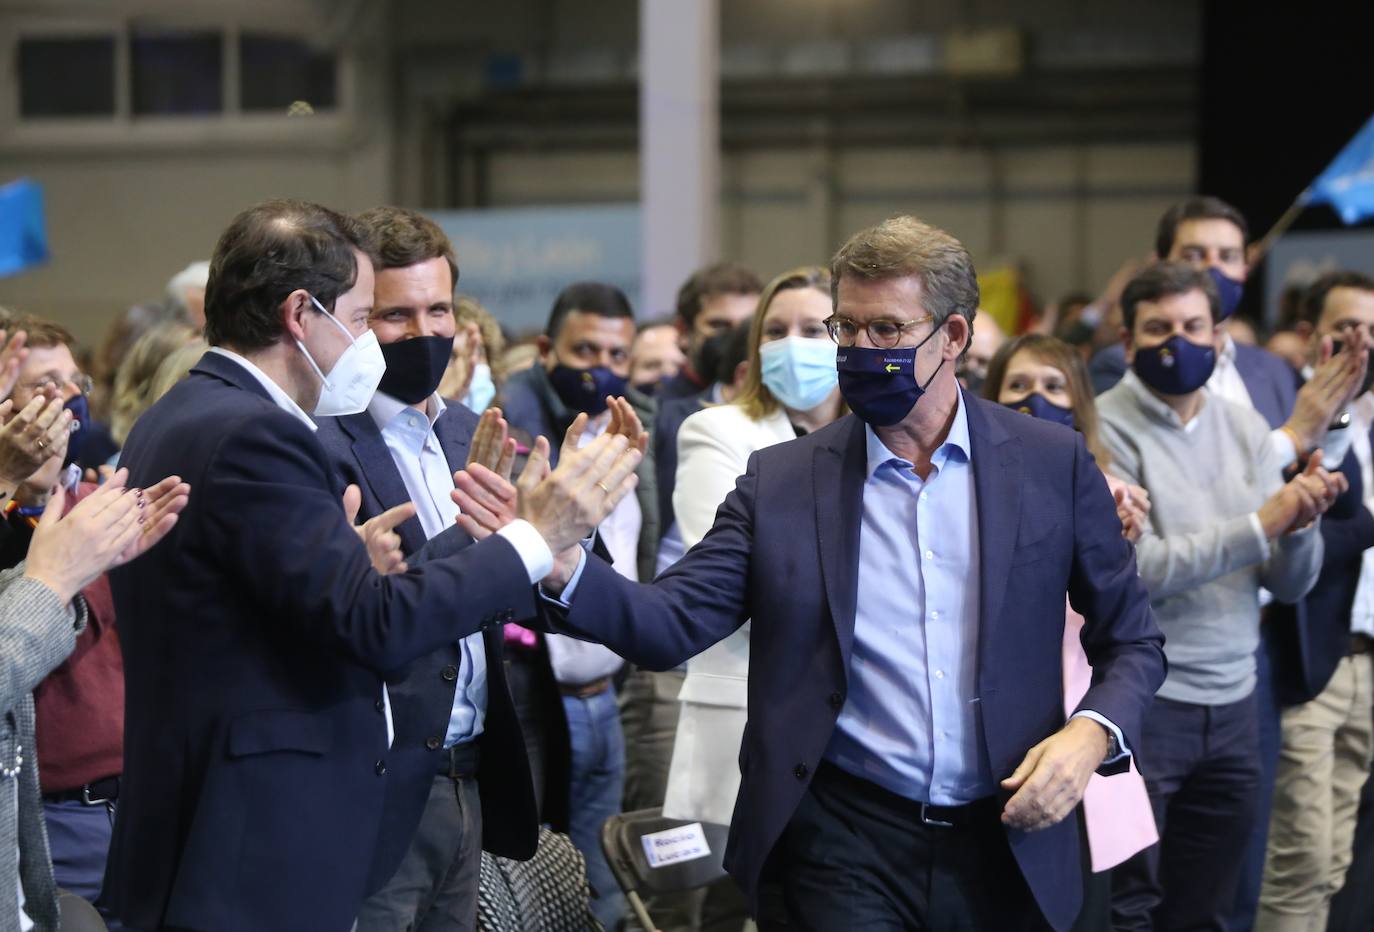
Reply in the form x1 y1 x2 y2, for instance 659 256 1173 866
544 394 1166 931
103 353 535 932
314 404 568 890
1090 340 1300 429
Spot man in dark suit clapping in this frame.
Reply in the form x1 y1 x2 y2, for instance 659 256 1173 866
103 199 642 932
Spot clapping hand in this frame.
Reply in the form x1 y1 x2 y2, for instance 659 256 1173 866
1287 331 1370 451
1257 451 1348 538
0 395 73 491
24 469 189 604
466 407 518 482
450 408 641 572
0 329 30 403
451 435 550 542
1104 475 1151 544
604 396 649 455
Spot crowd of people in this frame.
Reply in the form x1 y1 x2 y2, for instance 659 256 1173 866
2 193 1374 932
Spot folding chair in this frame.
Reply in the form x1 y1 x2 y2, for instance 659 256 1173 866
601 808 732 932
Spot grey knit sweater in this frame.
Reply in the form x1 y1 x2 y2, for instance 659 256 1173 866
1098 372 1323 705
0 566 86 932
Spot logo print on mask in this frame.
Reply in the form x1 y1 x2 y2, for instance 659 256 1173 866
1160 348 1175 368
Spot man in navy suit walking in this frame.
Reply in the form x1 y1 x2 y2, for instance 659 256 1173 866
103 199 642 932
459 215 1166 931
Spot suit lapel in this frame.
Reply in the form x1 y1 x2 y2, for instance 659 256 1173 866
966 395 1022 657
814 416 867 674
434 410 473 476
341 412 429 556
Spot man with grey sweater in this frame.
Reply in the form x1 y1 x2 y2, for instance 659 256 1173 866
1097 261 1346 932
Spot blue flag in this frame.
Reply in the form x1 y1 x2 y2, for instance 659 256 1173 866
0 178 50 278
1305 114 1374 224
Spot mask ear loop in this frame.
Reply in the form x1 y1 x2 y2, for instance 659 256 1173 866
296 294 357 389
911 318 948 392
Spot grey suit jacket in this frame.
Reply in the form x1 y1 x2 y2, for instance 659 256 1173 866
0 567 86 932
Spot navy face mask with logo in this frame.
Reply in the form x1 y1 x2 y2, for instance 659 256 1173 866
548 362 629 417
1003 392 1075 428
835 325 945 427
1132 334 1217 396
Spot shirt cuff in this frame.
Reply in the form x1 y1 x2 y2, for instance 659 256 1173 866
1320 424 1356 469
495 519 554 584
1248 512 1272 560
1270 428 1299 469
539 546 589 608
1071 710 1131 764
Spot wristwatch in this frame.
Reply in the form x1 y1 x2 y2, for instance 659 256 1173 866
1103 731 1122 763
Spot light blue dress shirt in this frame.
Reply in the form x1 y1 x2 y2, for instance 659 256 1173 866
824 392 994 805
369 391 487 748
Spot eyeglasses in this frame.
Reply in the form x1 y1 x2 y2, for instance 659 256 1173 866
824 313 935 349
22 373 94 396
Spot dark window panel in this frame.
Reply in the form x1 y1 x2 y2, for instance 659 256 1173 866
131 30 223 115
18 36 116 117
240 33 337 113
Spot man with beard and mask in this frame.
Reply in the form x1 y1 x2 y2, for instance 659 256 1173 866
313 207 570 931
102 200 644 932
1096 262 1347 932
457 216 1167 932
498 281 657 929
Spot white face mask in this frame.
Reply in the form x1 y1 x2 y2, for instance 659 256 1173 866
461 362 496 413
296 295 387 416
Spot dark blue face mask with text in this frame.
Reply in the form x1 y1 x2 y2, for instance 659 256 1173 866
835 324 945 427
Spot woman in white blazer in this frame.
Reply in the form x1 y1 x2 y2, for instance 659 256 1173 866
662 266 847 827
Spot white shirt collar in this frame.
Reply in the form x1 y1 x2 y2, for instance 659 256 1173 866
207 346 317 432
1218 332 1237 365
863 389 972 480
368 390 445 432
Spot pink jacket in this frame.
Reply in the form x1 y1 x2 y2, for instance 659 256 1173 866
1065 603 1159 871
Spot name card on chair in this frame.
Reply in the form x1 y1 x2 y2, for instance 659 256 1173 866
641 822 711 869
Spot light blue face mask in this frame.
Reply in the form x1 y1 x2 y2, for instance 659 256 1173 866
461 362 497 413
759 336 839 411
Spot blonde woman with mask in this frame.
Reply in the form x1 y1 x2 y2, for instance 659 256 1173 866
664 267 845 831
